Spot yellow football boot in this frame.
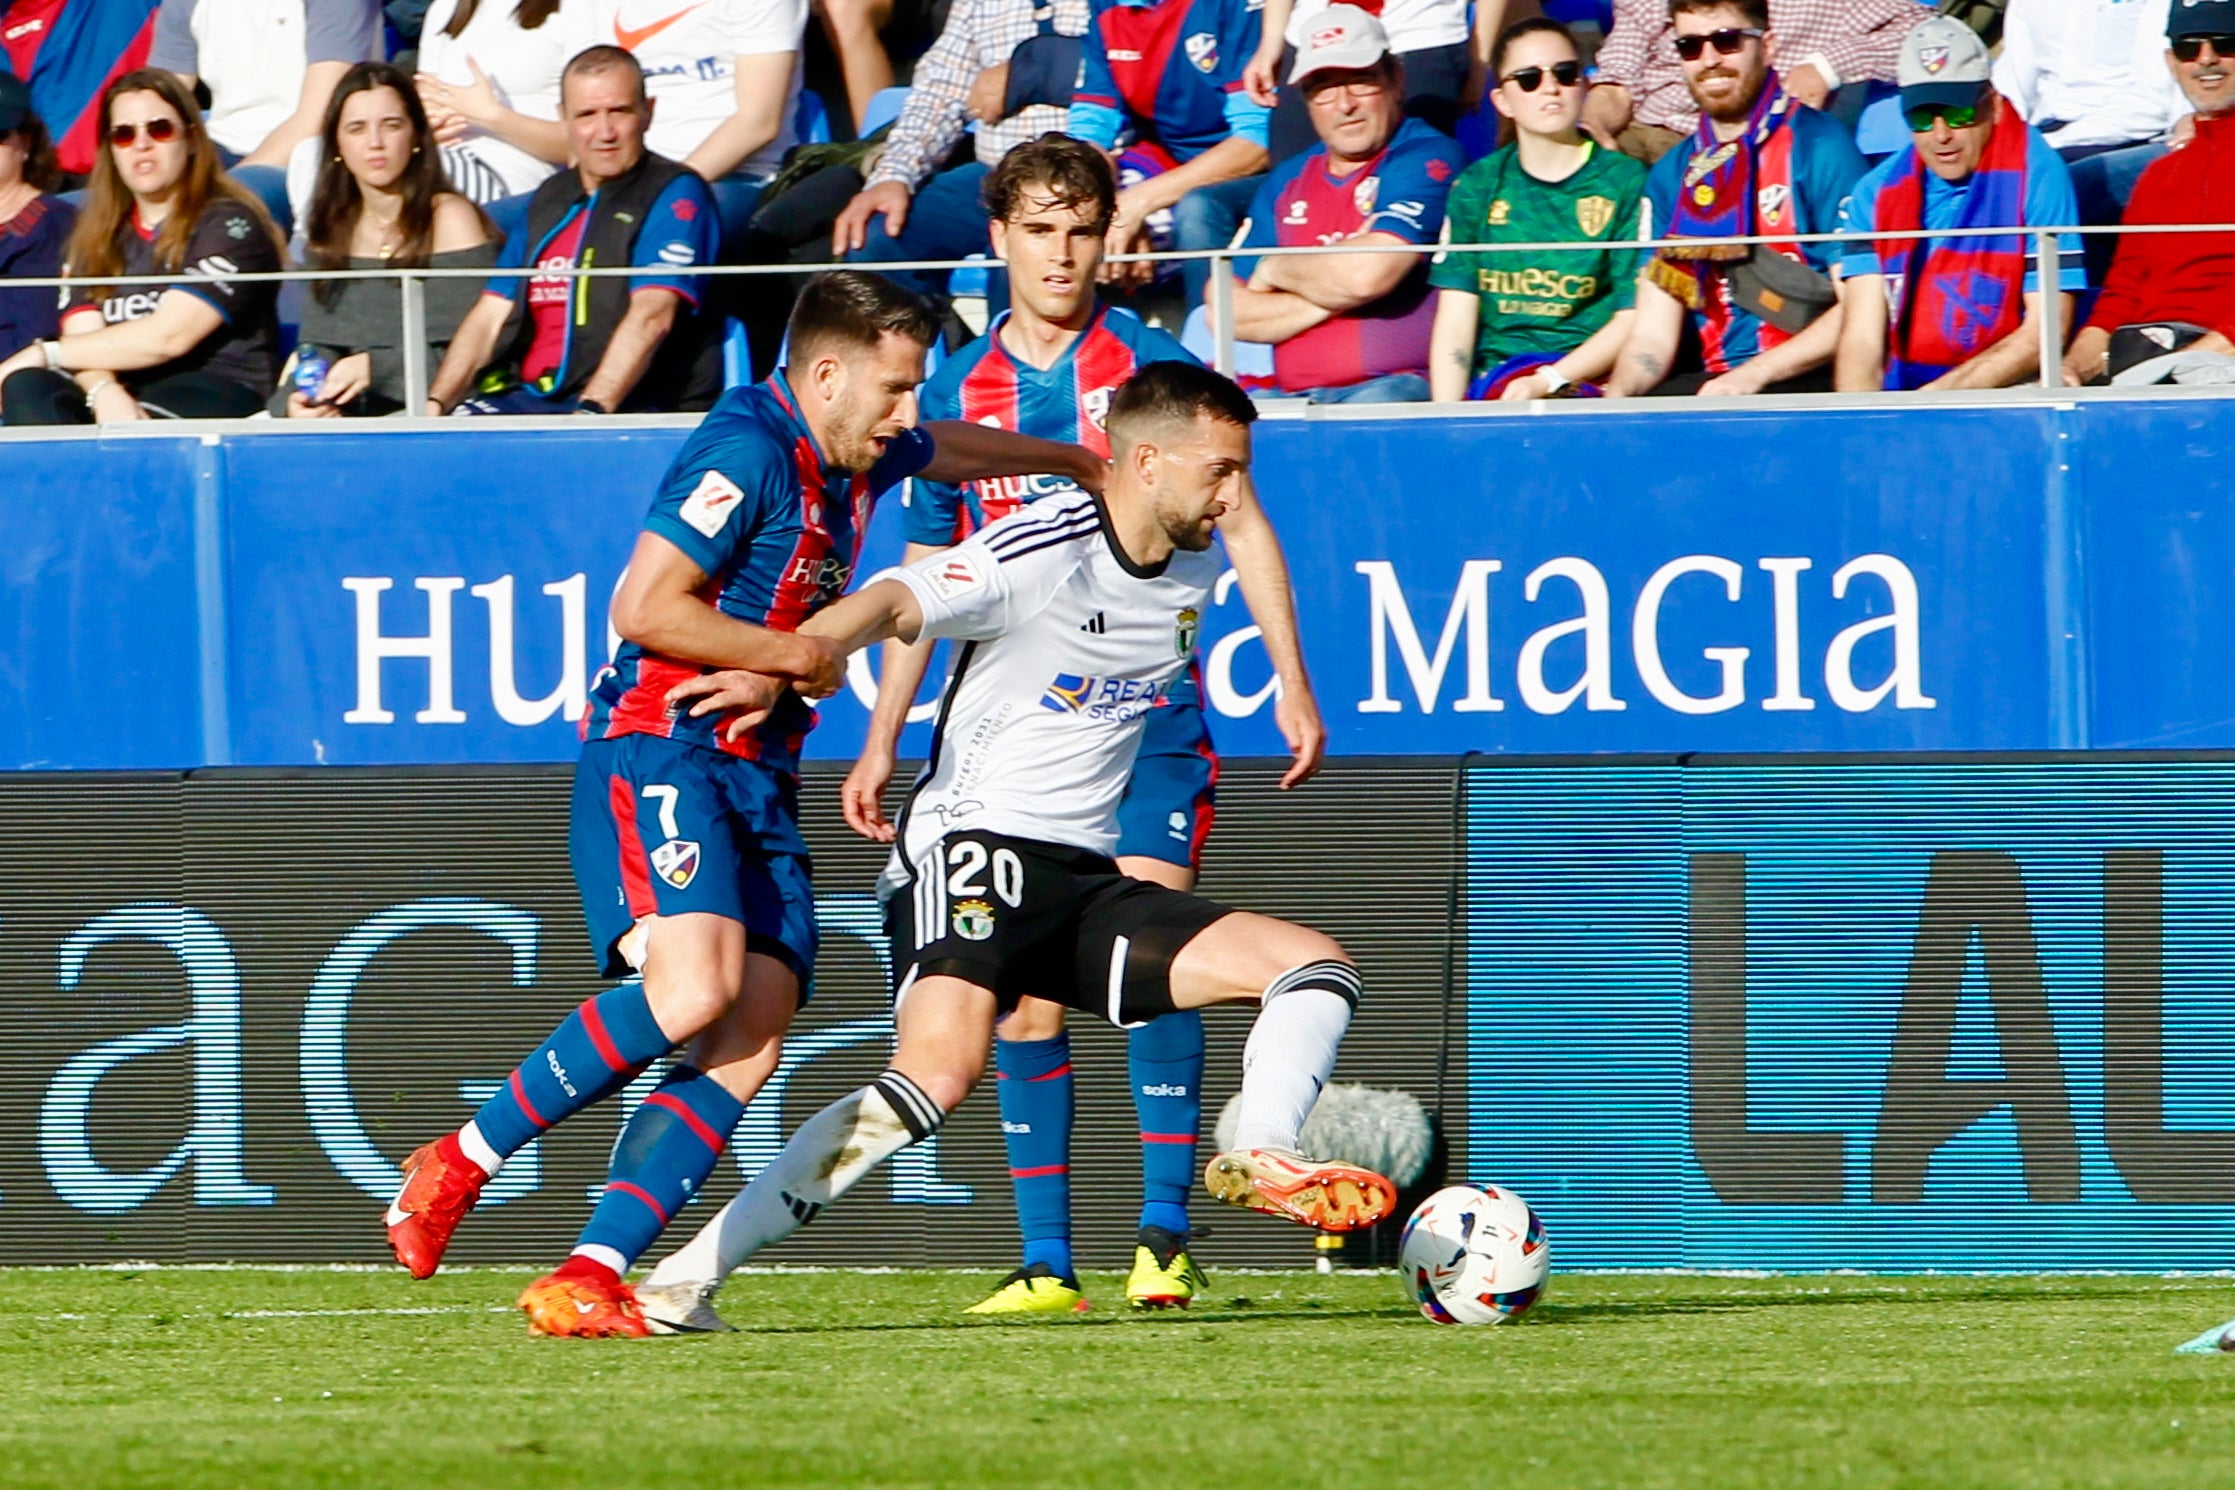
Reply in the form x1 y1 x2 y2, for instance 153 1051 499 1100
1125 1225 1210 1310
962 1262 1090 1316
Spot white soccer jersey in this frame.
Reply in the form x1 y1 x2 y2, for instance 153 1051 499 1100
880 490 1220 865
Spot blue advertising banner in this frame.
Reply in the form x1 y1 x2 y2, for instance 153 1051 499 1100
3 392 2231 770
1468 760 2235 1270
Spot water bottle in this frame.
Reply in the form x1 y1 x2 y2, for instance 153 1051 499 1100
292 351 331 404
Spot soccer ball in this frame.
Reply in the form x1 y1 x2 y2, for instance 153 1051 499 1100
1398 1184 1550 1325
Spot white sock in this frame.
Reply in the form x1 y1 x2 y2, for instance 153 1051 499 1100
1231 961 1361 1153
458 1120 504 1177
644 1071 943 1289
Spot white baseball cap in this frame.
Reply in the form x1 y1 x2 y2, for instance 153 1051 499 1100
1288 4 1393 86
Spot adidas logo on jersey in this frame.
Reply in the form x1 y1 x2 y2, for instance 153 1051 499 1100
1079 612 1106 634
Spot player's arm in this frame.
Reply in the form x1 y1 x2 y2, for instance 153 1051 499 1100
1217 481 1326 789
843 541 948 842
917 420 1105 493
796 576 929 654
612 530 846 691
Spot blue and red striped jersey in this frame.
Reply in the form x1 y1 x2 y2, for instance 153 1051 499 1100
1072 0 1263 162
1233 117 1463 394
907 303 1196 545
907 302 1201 709
4 0 159 177
584 372 934 773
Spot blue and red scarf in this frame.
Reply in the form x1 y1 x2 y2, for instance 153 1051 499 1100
1871 93 2032 390
1646 76 1808 370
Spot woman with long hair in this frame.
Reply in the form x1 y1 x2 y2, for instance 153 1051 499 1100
0 72 77 364
284 60 497 417
415 0 589 204
0 68 285 423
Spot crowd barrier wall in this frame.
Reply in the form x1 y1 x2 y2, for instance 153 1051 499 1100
7 390 2233 772
8 752 2235 1270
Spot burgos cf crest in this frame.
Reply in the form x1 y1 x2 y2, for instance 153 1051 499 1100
1575 195 1615 236
1186 32 1218 71
651 838 701 889
952 899 996 941
1175 607 1200 657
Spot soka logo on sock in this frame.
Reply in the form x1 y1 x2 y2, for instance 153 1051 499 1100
547 1048 578 1099
650 838 700 889
1141 1083 1189 1097
1002 1120 1031 1134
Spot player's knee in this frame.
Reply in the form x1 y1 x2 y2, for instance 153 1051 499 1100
997 998 1068 1042
1255 924 1351 990
642 978 738 1042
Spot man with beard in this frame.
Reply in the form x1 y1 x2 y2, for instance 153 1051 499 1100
1605 0 1867 397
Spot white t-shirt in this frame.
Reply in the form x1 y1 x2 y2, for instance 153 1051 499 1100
419 0 597 199
1284 0 1468 56
150 0 383 157
596 0 808 179
881 490 1221 866
1993 0 2187 151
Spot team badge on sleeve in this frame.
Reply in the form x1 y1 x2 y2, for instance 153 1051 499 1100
651 839 702 889
680 469 746 537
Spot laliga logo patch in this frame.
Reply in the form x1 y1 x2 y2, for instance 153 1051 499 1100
1175 606 1200 657
1756 182 1789 226
651 839 701 890
679 468 745 538
1919 44 1950 75
1186 31 1218 72
951 899 997 941
1353 175 1380 214
929 556 983 598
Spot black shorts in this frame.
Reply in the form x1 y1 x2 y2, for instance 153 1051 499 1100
886 830 1234 1026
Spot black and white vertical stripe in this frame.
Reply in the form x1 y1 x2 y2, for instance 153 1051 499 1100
909 849 946 951
1263 959 1363 1010
871 1070 944 1140
439 144 514 206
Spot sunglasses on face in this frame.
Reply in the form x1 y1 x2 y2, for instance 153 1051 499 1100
1905 100 1986 131
1673 27 1764 61
108 117 180 147
1503 60 1583 92
2172 34 2235 61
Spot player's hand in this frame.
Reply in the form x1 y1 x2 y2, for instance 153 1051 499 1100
789 634 848 699
841 744 898 841
833 180 912 255
1273 683 1327 789
664 669 786 741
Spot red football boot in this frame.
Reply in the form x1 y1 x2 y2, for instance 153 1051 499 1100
518 1256 652 1339
1203 1148 1396 1233
384 1134 490 1280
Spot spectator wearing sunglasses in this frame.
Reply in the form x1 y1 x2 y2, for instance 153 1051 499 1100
1588 0 1923 165
0 68 284 423
1428 18 1647 400
0 72 77 366
1833 17 2083 392
2061 0 2235 386
1605 0 1865 397
1226 6 1463 403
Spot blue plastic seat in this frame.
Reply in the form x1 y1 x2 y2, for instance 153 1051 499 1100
1855 89 1909 158
795 90 833 146
861 86 912 138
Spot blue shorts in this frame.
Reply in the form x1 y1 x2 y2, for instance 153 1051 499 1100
570 733 819 993
1114 694 1219 869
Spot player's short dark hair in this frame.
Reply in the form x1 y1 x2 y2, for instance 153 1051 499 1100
786 270 941 364
1106 361 1258 450
1492 17 1581 76
983 133 1117 228
1669 0 1768 29
562 44 648 107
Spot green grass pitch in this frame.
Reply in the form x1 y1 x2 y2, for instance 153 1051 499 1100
7 1266 2235 1488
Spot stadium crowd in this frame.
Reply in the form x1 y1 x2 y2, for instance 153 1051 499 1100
0 0 2232 423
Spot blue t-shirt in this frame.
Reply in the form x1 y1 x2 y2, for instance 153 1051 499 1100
0 194 74 363
1836 126 2085 295
1069 0 1268 160
1644 106 1867 370
583 372 935 773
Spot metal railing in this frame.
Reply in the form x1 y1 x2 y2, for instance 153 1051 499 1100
9 220 2232 414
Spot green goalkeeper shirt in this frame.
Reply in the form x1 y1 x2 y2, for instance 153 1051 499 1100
1429 141 1649 376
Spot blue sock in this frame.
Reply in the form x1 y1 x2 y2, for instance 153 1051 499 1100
469 986 673 1161
1129 1010 1204 1236
572 1064 744 1273
995 1033 1074 1278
